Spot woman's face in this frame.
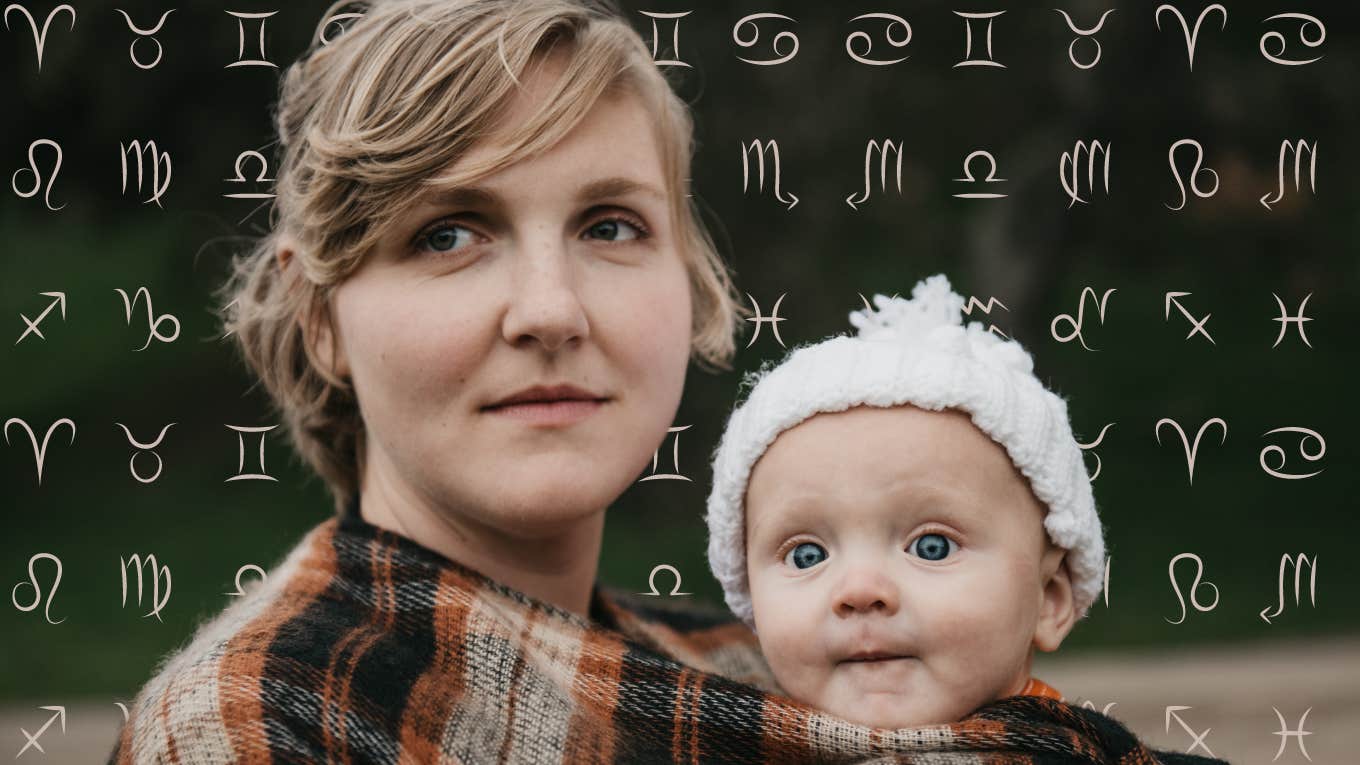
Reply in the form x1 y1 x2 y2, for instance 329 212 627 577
318 66 693 537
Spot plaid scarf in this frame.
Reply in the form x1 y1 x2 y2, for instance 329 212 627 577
109 503 1229 764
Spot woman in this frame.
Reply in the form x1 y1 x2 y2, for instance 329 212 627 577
110 2 1228 763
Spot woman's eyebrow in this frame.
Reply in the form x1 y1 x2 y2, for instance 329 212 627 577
415 176 665 209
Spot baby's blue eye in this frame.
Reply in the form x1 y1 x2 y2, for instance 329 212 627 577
785 542 828 570
909 533 957 561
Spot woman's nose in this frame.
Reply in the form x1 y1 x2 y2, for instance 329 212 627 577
832 564 901 618
501 240 590 352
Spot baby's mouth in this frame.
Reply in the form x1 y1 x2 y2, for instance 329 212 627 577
839 651 915 664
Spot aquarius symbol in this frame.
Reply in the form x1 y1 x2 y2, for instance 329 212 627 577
1164 292 1214 343
733 12 799 66
4 3 75 70
1155 3 1227 72
640 564 691 596
4 417 75 485
845 13 911 66
640 10 692 67
962 295 1009 338
1166 553 1219 625
15 291 65 344
1050 287 1115 351
1155 417 1226 485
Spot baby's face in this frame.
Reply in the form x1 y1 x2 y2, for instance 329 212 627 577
744 404 1074 729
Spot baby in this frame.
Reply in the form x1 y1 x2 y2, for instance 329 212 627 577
705 274 1105 729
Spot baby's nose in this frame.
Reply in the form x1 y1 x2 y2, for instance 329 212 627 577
832 565 900 618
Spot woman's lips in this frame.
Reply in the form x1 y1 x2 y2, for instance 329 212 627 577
483 398 607 427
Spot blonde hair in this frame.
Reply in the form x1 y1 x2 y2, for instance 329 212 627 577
217 0 747 514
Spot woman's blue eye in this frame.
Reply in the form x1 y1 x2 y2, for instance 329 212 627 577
909 533 957 561
785 542 828 570
419 223 476 253
586 218 643 242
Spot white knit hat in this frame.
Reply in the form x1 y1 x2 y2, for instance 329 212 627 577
705 273 1105 630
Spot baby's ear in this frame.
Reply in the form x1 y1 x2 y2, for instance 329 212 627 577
1033 546 1077 652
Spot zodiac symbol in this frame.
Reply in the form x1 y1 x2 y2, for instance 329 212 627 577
1271 707 1314 761
115 9 174 69
225 10 277 69
1155 417 1226 486
1166 139 1218 211
1060 140 1111 207
1103 556 1111 607
1260 426 1324 480
639 425 693 482
741 139 799 210
223 150 275 199
1271 292 1313 348
11 552 64 625
1164 292 1214 343
1259 553 1318 624
3 3 75 70
1165 705 1215 757
953 11 1005 69
962 295 1009 338
1166 553 1219 625
846 139 903 210
640 10 692 68
4 417 75 485
1260 13 1325 66
227 564 268 596
225 424 280 482
845 13 911 66
744 293 788 348
733 12 798 66
115 701 129 721
319 11 364 46
1054 9 1116 69
640 564 691 596
119 140 172 207
15 291 65 344
1155 3 1227 72
1050 287 1115 351
1076 422 1115 482
1260 139 1317 211
116 287 181 350
12 138 64 211
121 553 172 621
1080 700 1118 715
115 422 176 483
15 705 66 758
952 150 1007 198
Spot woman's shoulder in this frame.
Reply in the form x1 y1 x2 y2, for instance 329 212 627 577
109 517 358 762
594 585 783 694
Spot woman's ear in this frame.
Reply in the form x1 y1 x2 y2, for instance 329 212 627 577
1033 545 1077 652
277 236 351 381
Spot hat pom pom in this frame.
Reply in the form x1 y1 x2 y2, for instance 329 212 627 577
847 273 1034 375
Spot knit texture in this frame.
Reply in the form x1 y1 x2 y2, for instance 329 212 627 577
707 274 1106 630
106 499 1214 764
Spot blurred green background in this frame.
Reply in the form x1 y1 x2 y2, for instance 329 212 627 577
3 0 1357 702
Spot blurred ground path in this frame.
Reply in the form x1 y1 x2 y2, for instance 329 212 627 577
1033 633 1360 764
2 634 1355 762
